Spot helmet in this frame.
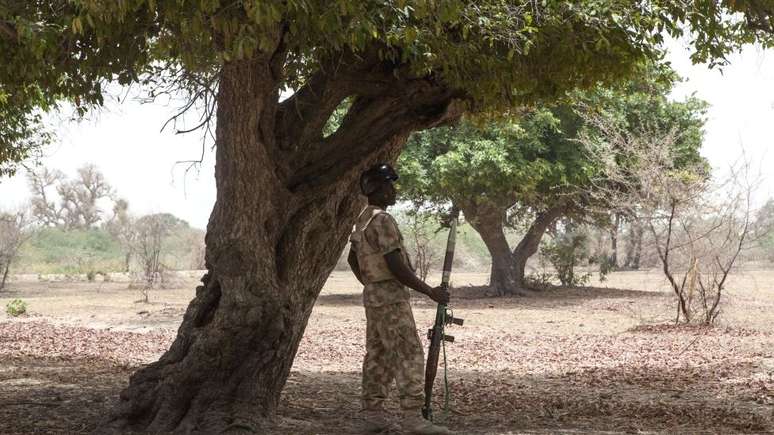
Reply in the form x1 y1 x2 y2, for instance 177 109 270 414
360 163 398 195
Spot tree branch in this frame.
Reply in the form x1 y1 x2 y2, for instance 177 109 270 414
275 69 351 152
286 87 463 193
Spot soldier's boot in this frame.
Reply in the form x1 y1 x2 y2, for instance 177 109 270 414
360 409 399 433
402 414 453 435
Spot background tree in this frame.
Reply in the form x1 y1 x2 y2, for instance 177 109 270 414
0 210 30 291
105 199 137 272
580 107 765 324
58 164 114 228
541 218 592 288
399 110 578 294
399 66 707 294
27 164 114 230
27 167 67 227
2 1 773 431
754 198 774 262
132 213 183 301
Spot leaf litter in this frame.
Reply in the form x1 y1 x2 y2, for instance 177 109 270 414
0 284 772 434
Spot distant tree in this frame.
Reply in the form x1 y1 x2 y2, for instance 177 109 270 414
541 218 591 288
0 210 30 290
402 208 439 281
58 164 114 228
754 199 774 262
105 199 137 272
185 230 206 271
27 164 114 229
400 66 707 294
27 167 66 226
132 213 186 300
582 112 764 324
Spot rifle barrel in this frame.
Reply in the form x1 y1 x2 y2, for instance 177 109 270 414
422 210 459 421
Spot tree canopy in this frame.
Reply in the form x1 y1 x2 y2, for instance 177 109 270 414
2 1 773 175
397 64 708 292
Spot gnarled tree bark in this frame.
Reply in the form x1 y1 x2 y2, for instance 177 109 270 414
104 49 462 433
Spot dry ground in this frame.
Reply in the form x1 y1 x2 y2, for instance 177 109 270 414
0 270 773 434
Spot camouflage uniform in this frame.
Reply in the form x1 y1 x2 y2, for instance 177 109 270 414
350 205 425 411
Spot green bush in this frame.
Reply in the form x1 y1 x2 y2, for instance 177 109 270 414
541 229 591 288
6 299 27 317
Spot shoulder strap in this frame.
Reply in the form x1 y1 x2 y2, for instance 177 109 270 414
355 207 386 233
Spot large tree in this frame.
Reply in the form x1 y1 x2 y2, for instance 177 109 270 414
1 1 773 432
399 66 707 294
399 110 582 294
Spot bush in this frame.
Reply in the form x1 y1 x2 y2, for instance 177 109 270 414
541 227 591 288
596 254 617 282
6 299 27 316
525 271 555 291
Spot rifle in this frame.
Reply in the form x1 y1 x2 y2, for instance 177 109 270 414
422 209 464 421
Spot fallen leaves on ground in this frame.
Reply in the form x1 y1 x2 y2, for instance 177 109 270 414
0 307 772 434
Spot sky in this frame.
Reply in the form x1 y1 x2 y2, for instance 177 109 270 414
1 40 773 229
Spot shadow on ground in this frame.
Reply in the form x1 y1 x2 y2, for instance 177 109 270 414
2 355 770 434
315 285 666 308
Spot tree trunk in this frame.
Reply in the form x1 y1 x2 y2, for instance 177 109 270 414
610 213 620 268
511 205 566 288
462 203 565 295
124 251 131 273
624 218 643 270
0 263 9 291
631 221 643 269
462 203 521 295
105 52 461 433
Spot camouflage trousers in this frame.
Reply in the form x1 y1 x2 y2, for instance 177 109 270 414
362 301 425 411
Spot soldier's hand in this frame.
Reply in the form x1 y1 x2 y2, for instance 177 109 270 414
428 286 450 304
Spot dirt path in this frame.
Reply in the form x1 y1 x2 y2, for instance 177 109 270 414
0 271 773 434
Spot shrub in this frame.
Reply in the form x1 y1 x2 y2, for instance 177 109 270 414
596 254 617 282
525 271 555 291
6 299 27 316
541 229 591 288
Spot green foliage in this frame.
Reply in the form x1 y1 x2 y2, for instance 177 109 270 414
399 109 583 213
0 91 51 177
5 298 27 317
2 1 772 175
15 224 204 275
399 64 707 218
20 227 123 274
541 226 591 288
756 199 774 262
391 209 493 271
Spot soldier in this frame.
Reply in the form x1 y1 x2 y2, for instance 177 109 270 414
348 163 452 435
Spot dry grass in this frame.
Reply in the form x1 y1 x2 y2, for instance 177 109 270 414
0 269 773 434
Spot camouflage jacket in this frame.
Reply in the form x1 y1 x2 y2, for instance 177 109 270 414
350 205 412 307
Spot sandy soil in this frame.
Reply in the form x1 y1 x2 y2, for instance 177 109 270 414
0 270 773 434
